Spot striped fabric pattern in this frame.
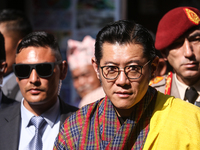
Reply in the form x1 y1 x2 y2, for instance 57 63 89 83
54 86 157 150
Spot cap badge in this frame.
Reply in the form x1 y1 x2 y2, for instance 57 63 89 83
184 8 200 25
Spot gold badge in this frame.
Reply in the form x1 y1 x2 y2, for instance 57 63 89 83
184 8 200 25
149 76 164 85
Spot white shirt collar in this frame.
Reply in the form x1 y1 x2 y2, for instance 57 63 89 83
21 97 60 128
175 74 200 102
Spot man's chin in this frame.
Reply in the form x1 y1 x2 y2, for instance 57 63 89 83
183 71 200 78
178 71 200 84
79 89 92 98
26 99 47 105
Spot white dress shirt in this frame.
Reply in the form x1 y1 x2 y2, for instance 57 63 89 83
18 98 61 150
175 74 200 103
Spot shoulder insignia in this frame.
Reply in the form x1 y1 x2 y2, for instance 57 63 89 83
164 72 173 95
184 8 200 25
149 76 164 85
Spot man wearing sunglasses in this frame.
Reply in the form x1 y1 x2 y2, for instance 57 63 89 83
54 20 200 149
0 31 78 150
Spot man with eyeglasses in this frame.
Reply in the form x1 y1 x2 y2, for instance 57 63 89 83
54 20 200 150
0 31 78 150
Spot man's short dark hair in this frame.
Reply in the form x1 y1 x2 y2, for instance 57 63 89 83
0 9 32 39
0 32 5 62
17 31 62 61
95 20 156 66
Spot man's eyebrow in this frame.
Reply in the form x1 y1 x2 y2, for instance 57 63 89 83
103 60 141 66
126 60 140 65
188 32 200 39
104 61 118 66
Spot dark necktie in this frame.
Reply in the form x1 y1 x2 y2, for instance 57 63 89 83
28 116 47 150
184 87 198 104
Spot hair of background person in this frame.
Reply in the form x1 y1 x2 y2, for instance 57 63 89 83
16 31 62 61
0 9 33 39
0 32 5 61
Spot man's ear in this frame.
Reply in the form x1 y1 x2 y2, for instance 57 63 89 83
151 56 159 78
160 49 168 61
0 62 7 84
1 61 7 73
92 57 100 79
17 39 22 46
59 60 68 80
156 58 167 76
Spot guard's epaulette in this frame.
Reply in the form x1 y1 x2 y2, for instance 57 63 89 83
164 71 173 95
149 76 164 85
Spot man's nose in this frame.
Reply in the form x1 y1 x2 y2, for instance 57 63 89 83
29 69 40 83
183 39 193 58
78 76 87 85
115 70 130 86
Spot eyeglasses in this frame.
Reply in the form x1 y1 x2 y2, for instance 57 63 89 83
13 61 62 79
100 60 151 80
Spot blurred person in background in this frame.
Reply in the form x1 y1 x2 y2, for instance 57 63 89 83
0 32 17 109
0 9 33 101
67 35 105 107
148 30 168 78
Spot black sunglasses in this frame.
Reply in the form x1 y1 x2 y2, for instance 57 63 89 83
13 61 62 79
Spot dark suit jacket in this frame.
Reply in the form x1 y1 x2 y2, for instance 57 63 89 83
0 97 78 150
1 92 18 109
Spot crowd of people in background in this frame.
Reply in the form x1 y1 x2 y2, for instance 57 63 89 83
0 6 200 150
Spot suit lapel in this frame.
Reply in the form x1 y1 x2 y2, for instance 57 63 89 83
0 97 78 150
1 93 17 109
0 103 21 150
59 97 79 127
